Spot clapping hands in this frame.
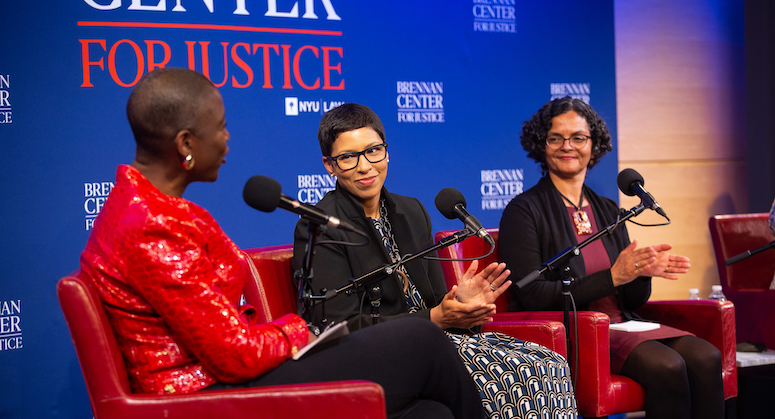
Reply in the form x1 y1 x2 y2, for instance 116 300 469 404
430 261 511 329
610 239 691 286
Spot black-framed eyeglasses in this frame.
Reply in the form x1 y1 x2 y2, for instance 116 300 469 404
546 135 590 150
327 143 388 171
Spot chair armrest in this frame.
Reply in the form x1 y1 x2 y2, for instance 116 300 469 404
494 311 616 415
99 381 386 419
635 300 735 350
635 299 737 399
483 319 567 357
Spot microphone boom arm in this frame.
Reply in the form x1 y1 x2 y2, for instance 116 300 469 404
332 229 473 297
725 240 775 265
302 229 476 314
514 201 647 290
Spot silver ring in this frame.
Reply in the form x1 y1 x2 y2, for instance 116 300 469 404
634 262 639 269
489 283 498 291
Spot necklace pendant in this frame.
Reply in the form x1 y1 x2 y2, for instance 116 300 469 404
573 210 593 235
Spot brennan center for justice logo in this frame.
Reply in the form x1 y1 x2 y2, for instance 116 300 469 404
396 81 445 123
472 0 516 33
550 83 591 103
296 174 335 205
0 74 11 124
0 300 22 352
481 168 523 210
84 181 115 230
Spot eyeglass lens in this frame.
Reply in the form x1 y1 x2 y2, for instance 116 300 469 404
334 144 387 170
546 135 588 149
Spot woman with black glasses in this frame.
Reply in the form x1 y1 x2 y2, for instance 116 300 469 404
499 97 723 419
292 103 578 419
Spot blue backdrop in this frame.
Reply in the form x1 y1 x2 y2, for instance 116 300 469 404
0 1 617 417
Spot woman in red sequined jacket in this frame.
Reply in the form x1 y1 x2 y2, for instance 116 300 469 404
78 68 484 419
79 67 306 394
81 164 306 393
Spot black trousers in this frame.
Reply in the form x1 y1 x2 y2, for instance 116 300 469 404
207 317 484 419
620 335 725 419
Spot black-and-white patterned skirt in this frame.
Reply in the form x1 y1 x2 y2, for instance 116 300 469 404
447 331 578 419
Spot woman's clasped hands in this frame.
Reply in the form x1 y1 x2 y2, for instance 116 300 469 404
430 260 511 329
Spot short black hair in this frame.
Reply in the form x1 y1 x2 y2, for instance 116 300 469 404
520 97 613 174
126 68 216 157
317 103 385 156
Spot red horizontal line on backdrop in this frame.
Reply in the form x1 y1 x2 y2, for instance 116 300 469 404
77 21 342 36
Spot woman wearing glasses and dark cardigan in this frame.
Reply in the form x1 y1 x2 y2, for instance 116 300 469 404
498 97 724 419
292 103 578 419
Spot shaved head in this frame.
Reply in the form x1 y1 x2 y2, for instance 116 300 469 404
126 68 216 157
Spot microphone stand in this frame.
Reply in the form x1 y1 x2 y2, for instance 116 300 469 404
513 201 649 358
295 221 325 328
301 229 475 327
726 240 775 266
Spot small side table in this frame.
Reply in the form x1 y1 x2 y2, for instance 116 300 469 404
736 350 775 418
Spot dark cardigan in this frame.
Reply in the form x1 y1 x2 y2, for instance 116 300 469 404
499 176 651 318
292 183 448 329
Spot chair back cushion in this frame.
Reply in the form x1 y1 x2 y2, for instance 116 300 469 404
434 229 509 312
242 245 297 323
57 272 132 409
709 213 775 291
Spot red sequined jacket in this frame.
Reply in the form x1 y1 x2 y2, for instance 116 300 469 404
80 165 308 395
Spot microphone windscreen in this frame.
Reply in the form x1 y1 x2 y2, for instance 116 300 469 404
435 188 466 220
617 168 645 196
243 175 283 212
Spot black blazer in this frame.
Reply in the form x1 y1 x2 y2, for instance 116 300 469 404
498 176 651 318
292 183 448 329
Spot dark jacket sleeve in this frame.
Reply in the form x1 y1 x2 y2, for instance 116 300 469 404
499 177 651 314
499 191 615 311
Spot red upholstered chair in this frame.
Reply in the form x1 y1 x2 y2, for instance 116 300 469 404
710 213 775 349
243 244 569 357
242 244 301 323
57 270 386 419
435 229 738 418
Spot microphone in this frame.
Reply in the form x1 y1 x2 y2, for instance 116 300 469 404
435 188 495 246
617 168 668 218
243 175 362 234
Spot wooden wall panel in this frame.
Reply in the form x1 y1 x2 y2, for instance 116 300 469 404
614 0 747 299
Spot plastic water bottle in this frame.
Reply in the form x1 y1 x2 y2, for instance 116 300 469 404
688 288 701 300
708 285 727 301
